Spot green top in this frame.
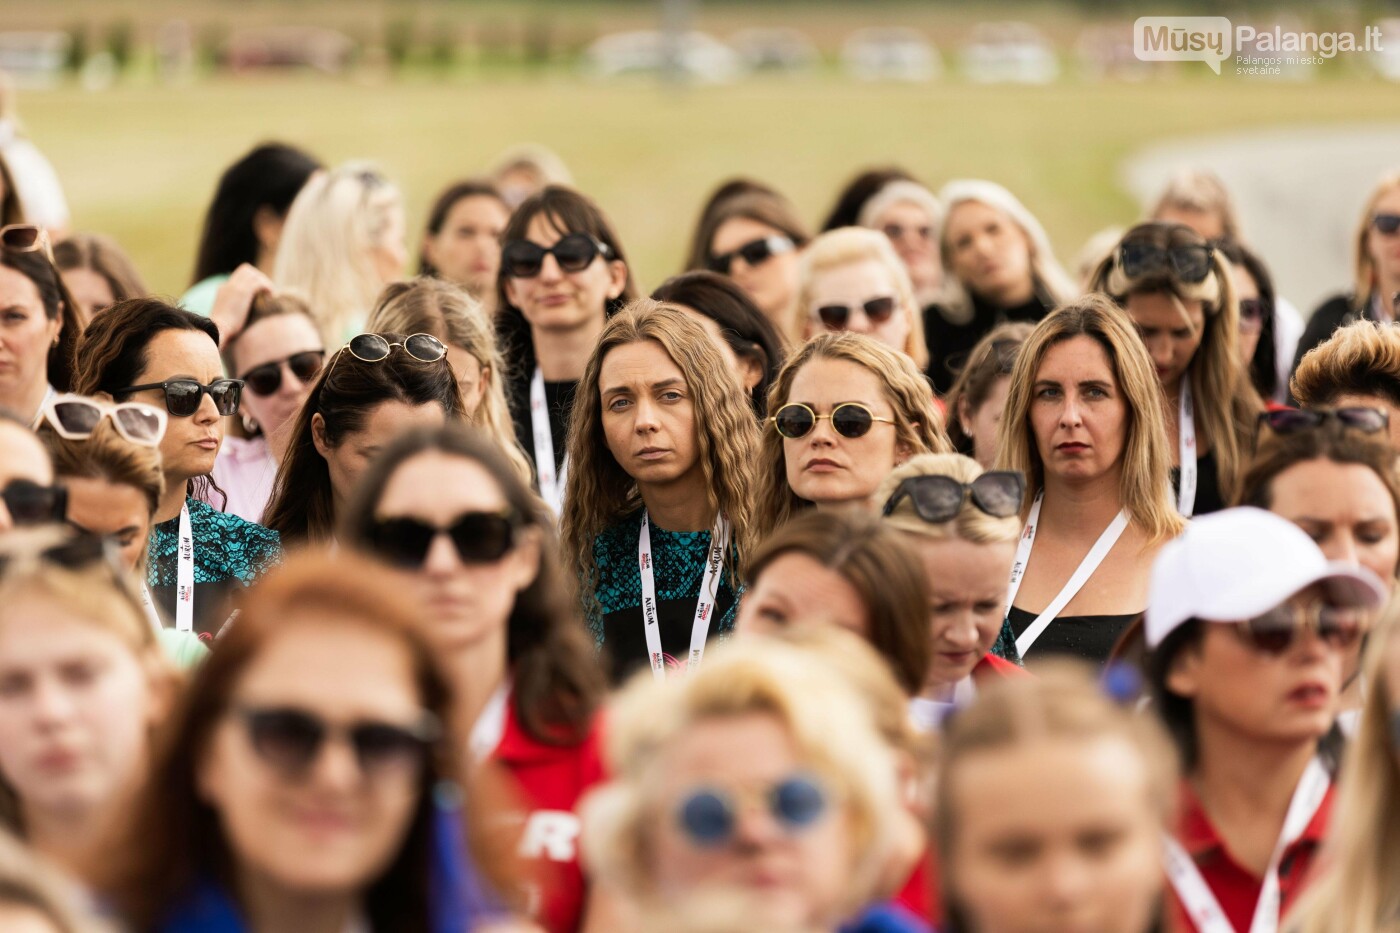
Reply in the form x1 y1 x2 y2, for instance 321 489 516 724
156 628 210 671
178 274 228 317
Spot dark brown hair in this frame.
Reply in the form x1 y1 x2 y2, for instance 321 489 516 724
341 424 605 745
945 321 1035 457
0 155 23 227
91 551 464 932
262 335 466 547
418 179 508 277
820 165 916 232
745 509 931 695
494 186 637 379
1 248 80 393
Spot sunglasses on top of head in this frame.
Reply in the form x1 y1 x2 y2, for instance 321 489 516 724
114 379 244 418
1117 239 1214 284
0 224 54 263
1257 406 1389 436
325 333 447 381
882 472 1025 523
813 296 899 331
43 394 167 447
707 235 795 276
239 350 326 398
501 233 612 279
769 402 896 440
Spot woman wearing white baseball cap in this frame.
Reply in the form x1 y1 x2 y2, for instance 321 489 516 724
1143 506 1386 933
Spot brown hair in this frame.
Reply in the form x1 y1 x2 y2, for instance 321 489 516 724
52 233 148 314
221 291 320 378
744 509 931 695
1292 319 1400 412
0 248 80 393
418 179 507 277
340 424 605 745
686 188 811 274
945 321 1035 457
92 551 473 933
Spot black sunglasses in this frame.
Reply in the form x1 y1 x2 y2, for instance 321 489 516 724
1372 214 1400 236
366 512 519 569
1238 298 1270 329
770 402 896 440
707 235 795 276
0 532 119 579
882 472 1025 523
235 705 440 781
1230 603 1367 655
115 378 244 418
1 479 67 526
814 296 898 331
1258 407 1389 436
501 233 612 279
1118 240 1215 284
239 350 326 398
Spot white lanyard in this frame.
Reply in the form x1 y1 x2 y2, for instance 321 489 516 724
1178 376 1197 518
175 501 195 633
530 368 568 517
1006 491 1129 657
1163 758 1329 933
468 680 511 764
639 511 730 681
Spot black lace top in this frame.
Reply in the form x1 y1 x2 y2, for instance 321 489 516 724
147 497 282 641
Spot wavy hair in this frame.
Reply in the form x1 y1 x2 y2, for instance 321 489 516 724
755 332 951 539
272 161 403 343
795 226 928 368
993 294 1184 544
562 300 761 614
1290 604 1400 933
1293 319 1400 412
1089 221 1260 505
262 335 466 546
367 278 531 483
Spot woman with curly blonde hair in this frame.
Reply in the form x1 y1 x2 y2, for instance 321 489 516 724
562 299 760 683
1089 221 1260 515
755 332 949 539
367 277 532 482
995 294 1184 667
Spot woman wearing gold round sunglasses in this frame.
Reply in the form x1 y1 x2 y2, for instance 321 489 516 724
755 332 949 540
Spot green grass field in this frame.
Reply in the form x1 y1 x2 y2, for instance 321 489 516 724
19 71 1400 296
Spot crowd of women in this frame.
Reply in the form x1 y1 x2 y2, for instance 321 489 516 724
3 131 1400 933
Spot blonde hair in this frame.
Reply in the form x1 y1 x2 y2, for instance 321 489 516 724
877 452 1022 545
935 663 1178 897
1089 222 1260 505
1292 319 1400 411
581 637 901 922
1290 603 1400 933
1149 169 1241 242
795 227 929 368
1353 171 1400 303
936 179 1078 326
993 294 1185 543
273 162 403 343
39 418 165 569
562 300 761 617
756 332 951 538
366 277 532 484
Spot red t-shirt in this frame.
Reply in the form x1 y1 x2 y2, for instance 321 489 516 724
490 695 607 933
1165 778 1334 933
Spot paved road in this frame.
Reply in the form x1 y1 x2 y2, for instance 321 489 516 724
1121 124 1400 316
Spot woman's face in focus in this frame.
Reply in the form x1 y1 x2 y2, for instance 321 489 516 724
804 259 913 360
372 451 540 656
230 315 325 441
780 358 909 510
947 735 1163 933
650 712 854 932
0 265 60 411
125 329 227 485
1028 336 1129 487
912 536 1016 690
197 615 429 897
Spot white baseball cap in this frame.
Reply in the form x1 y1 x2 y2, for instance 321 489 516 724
1144 507 1387 648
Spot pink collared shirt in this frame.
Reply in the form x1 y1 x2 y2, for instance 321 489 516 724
211 435 278 524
